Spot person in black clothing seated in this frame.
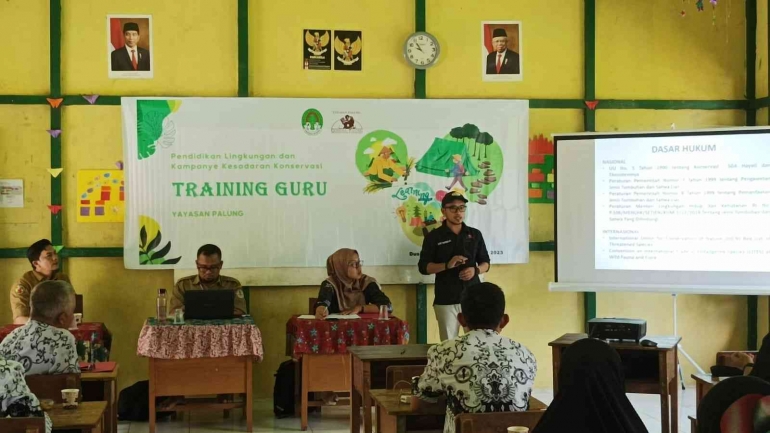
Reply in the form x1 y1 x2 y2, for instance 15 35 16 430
314 248 391 319
533 338 648 433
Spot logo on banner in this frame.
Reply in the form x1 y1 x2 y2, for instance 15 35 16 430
331 114 363 134
301 108 324 135
136 100 182 160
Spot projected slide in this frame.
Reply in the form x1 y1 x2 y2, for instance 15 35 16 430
595 136 770 272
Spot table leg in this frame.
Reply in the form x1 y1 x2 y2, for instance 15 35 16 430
103 378 115 433
294 359 301 418
149 358 156 433
671 350 679 433
351 356 362 433
362 361 372 433
659 352 671 433
301 355 309 431
246 357 253 433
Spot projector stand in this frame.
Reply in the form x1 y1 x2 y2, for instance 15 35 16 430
672 293 706 390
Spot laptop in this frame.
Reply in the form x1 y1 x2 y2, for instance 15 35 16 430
184 290 235 320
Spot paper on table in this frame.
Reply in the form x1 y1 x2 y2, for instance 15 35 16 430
298 314 360 320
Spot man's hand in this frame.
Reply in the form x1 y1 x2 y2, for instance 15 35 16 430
341 305 363 315
459 267 476 281
315 306 329 320
447 255 467 269
724 352 753 370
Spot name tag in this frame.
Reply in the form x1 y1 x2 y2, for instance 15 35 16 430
437 240 452 246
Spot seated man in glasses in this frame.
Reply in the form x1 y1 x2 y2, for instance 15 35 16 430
170 244 246 316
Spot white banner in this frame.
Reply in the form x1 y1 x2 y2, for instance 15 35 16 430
122 98 529 269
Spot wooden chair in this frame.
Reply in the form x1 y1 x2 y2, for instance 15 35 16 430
308 297 318 315
25 373 81 402
385 365 426 390
455 410 545 433
0 417 46 433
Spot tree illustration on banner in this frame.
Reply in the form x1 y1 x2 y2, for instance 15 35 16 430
138 215 181 265
416 123 502 205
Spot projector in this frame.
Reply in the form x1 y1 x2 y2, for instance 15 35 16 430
587 318 647 343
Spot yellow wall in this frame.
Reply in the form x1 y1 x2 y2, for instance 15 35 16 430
0 0 763 398
597 1 745 99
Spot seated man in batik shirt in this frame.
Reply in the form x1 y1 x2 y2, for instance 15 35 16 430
416 282 537 433
0 357 52 432
0 280 80 375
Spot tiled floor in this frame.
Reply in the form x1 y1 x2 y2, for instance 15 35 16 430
119 387 697 433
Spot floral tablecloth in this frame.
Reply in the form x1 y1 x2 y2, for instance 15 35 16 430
286 315 410 358
0 322 111 362
136 316 263 360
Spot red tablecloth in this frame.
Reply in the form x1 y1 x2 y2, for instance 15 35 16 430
286 315 410 358
136 317 264 360
0 322 111 362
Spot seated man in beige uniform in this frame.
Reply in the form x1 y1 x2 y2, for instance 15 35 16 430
10 239 72 325
171 244 247 316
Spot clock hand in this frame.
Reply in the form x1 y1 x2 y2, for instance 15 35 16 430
414 43 425 53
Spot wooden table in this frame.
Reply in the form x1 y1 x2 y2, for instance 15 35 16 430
370 389 445 433
692 373 726 407
349 345 432 433
82 364 118 433
370 390 548 433
296 354 351 430
285 315 411 431
148 356 253 433
49 401 107 433
549 334 681 433
138 317 262 433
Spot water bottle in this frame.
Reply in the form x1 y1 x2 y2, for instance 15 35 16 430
156 288 168 322
90 332 97 367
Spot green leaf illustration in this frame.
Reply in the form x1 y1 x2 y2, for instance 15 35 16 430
146 230 162 254
150 241 172 261
136 100 173 161
139 226 148 251
162 257 182 265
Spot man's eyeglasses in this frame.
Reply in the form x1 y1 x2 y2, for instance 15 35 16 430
444 205 467 213
196 263 223 271
348 261 364 268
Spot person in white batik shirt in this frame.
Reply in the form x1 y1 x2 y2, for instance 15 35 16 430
416 282 537 433
0 280 80 375
0 357 52 432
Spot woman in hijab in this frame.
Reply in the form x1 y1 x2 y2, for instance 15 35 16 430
314 248 392 319
533 338 648 433
696 375 770 433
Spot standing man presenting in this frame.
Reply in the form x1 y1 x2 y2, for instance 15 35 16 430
418 192 490 341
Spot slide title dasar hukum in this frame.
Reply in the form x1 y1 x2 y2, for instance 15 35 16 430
652 144 717 153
